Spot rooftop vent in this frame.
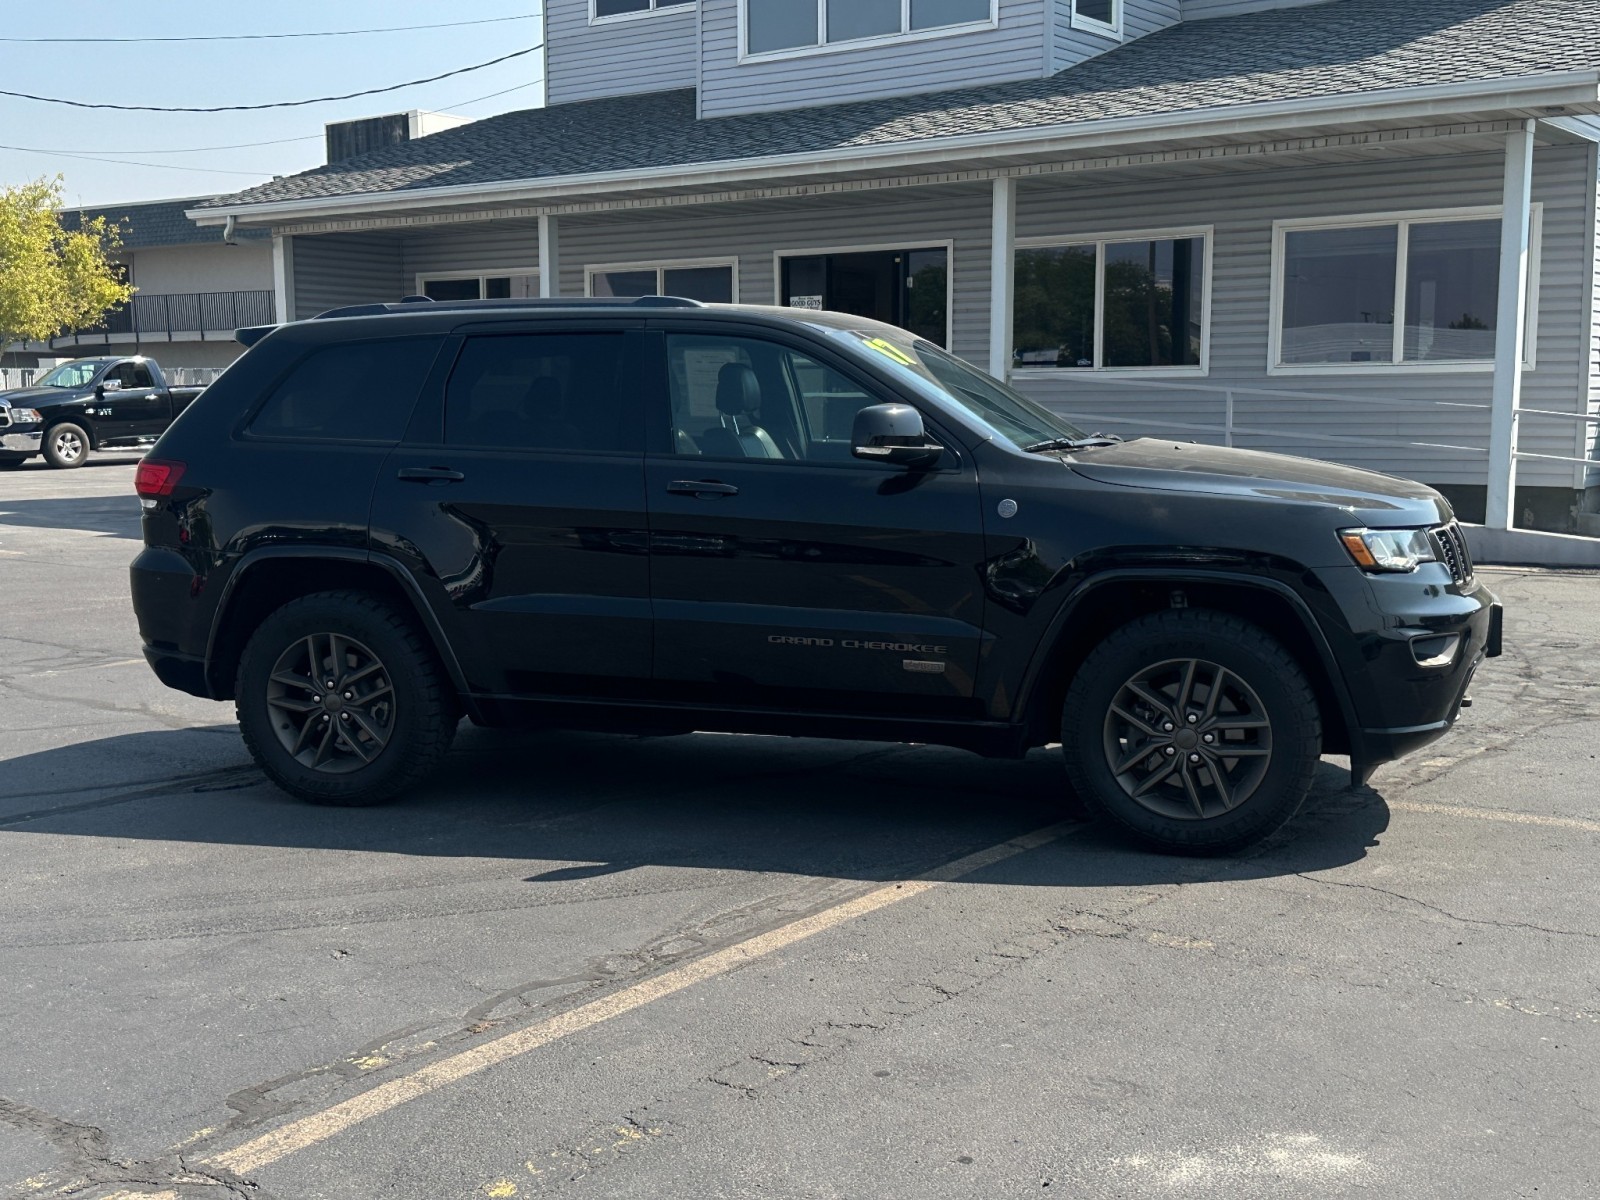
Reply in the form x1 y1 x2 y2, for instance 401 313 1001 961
324 110 473 164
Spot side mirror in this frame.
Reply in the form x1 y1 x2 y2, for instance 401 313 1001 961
851 404 943 469
98 378 123 394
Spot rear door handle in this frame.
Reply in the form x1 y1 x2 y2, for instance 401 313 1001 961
667 479 739 498
397 466 465 484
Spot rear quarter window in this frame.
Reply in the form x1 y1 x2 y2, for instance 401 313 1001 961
246 337 442 442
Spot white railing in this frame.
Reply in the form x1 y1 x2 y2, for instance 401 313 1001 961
1033 374 1600 490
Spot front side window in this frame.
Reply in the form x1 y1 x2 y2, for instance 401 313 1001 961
665 333 890 464
445 333 640 454
1014 232 1207 371
593 0 693 19
745 0 991 55
248 338 442 442
1275 213 1532 369
588 261 736 304
1071 0 1120 36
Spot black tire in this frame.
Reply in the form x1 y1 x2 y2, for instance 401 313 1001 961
43 423 90 469
236 590 458 806
1061 609 1321 855
0 455 28 469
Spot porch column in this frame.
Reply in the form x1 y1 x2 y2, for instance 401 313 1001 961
1486 119 1536 531
271 234 295 323
538 214 560 298
988 176 1016 380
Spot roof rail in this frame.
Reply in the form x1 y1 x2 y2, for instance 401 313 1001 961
310 295 705 321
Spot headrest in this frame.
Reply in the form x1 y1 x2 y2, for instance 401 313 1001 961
715 362 761 416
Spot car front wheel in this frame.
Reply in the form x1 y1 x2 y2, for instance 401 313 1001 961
43 423 90 469
1061 609 1322 854
236 590 458 806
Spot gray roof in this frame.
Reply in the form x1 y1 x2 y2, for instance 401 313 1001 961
199 0 1600 211
62 197 270 248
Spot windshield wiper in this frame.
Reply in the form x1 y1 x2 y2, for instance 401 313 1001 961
1022 434 1123 453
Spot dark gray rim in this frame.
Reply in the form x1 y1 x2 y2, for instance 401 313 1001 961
52 428 85 462
1102 657 1272 821
266 633 394 774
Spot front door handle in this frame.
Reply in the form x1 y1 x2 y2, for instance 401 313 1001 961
667 479 739 499
397 466 465 484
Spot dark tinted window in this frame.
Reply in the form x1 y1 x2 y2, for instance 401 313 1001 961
247 338 441 442
445 333 641 453
110 361 154 388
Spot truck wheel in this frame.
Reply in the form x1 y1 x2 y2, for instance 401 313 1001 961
43 423 90 469
235 590 458 806
1060 609 1321 855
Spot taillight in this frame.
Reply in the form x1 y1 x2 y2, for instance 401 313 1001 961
135 458 186 498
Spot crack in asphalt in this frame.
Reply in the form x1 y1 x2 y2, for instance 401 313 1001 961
1291 872 1600 940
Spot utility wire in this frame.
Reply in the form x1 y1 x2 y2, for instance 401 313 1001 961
0 144 280 175
0 44 542 111
0 80 544 157
0 14 536 43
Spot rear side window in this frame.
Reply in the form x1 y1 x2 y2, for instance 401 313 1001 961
445 332 641 453
247 338 441 442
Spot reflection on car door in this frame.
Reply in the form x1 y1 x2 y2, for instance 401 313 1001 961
370 325 654 699
645 327 987 717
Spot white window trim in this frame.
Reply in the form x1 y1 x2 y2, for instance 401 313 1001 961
770 240 956 351
414 268 541 299
584 257 740 302
589 0 695 26
1069 0 1122 40
1011 225 1214 378
738 0 998 63
1268 204 1542 376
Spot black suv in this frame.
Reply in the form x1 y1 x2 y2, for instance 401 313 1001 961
131 298 1501 852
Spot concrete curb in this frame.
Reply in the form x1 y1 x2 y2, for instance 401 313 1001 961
1460 523 1600 568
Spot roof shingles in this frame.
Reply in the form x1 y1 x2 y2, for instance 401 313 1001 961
199 0 1600 211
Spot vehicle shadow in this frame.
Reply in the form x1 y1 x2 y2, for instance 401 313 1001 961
0 493 142 538
0 724 1392 888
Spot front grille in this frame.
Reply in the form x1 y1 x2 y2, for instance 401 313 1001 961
1432 522 1474 586
0 409 10 429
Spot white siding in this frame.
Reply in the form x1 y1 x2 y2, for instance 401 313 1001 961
127 243 274 295
1586 140 1600 488
1181 0 1329 18
544 0 698 105
698 0 1048 118
400 221 543 289
1008 145 1596 491
1051 0 1180 73
290 234 405 321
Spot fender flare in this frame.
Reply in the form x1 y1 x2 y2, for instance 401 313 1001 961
203 545 474 707
1015 566 1361 755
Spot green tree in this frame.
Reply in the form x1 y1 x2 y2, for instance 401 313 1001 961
0 177 133 358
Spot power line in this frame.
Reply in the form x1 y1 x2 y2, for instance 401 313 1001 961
0 14 537 43
0 144 275 176
0 44 542 112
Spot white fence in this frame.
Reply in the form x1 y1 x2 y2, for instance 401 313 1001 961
0 366 228 390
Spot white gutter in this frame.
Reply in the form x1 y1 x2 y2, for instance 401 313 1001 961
187 71 1600 227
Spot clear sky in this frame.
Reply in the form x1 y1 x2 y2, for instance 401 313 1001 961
0 2 544 208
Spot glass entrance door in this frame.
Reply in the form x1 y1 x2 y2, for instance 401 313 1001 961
780 247 948 346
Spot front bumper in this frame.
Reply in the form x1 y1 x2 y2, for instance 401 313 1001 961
0 429 42 453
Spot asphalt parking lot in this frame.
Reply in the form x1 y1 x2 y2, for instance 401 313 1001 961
1 456 1597 1200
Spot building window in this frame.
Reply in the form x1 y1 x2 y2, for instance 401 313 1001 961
416 271 538 302
1271 209 1539 371
592 0 693 21
744 0 994 56
586 260 737 304
1013 230 1209 372
1070 0 1121 37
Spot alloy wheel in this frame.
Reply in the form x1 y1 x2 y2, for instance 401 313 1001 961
52 429 84 463
266 632 395 774
1102 657 1273 821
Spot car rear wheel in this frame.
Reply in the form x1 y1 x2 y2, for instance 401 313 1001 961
43 423 89 469
236 590 458 806
1061 609 1322 854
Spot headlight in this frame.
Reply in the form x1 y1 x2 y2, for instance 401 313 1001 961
7 407 41 423
1338 527 1437 573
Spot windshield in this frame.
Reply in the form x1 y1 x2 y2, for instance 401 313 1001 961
35 360 108 389
829 329 1086 449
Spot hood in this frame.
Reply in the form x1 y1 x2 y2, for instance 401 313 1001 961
0 386 79 406
1067 439 1451 526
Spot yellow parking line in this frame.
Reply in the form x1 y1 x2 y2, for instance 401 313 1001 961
206 822 1076 1177
1391 799 1600 834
